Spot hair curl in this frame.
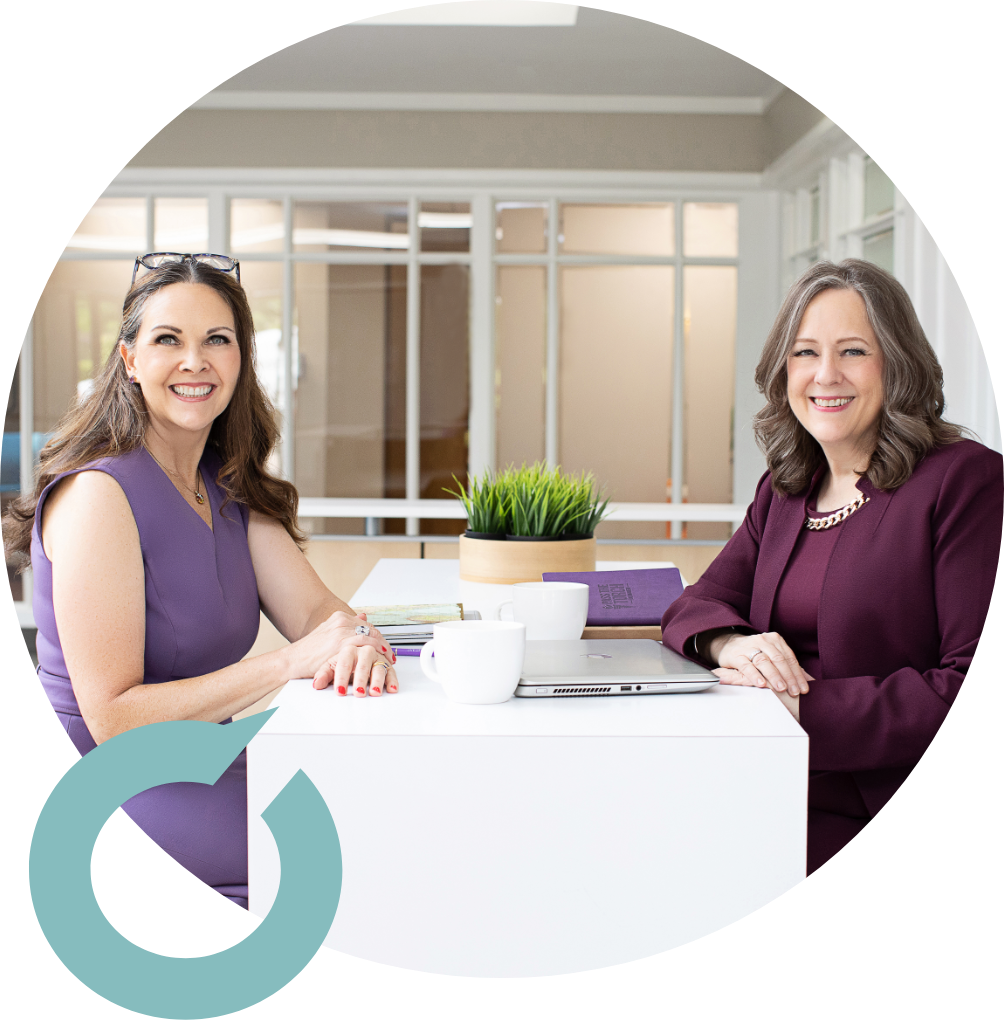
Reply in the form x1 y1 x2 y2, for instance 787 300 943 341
5 259 304 565
753 259 966 495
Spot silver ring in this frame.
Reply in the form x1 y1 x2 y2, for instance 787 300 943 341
749 649 765 661
372 661 390 670
355 624 371 636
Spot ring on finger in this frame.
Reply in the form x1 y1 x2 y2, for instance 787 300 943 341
355 624 371 636
372 661 390 671
749 649 765 661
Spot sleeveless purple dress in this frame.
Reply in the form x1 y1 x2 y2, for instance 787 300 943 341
32 445 261 908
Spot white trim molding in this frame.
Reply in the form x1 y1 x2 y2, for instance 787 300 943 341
298 498 748 523
762 118 858 192
191 91 769 115
112 167 763 194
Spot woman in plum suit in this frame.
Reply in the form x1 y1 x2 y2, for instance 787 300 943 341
662 259 1002 874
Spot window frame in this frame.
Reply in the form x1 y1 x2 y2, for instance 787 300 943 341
27 169 770 538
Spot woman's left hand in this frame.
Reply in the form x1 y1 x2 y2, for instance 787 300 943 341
311 613 401 697
711 665 815 687
712 664 812 722
711 630 812 696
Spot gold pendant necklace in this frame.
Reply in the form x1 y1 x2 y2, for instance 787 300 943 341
145 447 205 505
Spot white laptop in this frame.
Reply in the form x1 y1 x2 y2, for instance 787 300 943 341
515 639 719 698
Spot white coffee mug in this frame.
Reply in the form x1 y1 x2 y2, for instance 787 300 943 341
493 581 590 640
419 620 526 704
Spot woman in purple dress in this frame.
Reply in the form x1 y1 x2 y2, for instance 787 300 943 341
5 254 399 908
662 259 1002 875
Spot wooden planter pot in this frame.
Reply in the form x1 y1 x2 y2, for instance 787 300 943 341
458 535 597 585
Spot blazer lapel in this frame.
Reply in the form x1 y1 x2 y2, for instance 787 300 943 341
749 467 822 631
855 475 894 535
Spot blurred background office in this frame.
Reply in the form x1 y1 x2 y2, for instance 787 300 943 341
8 3 997 636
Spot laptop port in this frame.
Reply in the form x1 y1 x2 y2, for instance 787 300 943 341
620 685 632 692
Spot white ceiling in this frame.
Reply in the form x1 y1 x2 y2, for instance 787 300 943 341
213 6 783 102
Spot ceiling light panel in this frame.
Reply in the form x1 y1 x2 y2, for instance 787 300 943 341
355 2 579 27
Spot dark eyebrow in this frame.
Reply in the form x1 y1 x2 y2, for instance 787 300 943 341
149 325 236 334
792 335 872 344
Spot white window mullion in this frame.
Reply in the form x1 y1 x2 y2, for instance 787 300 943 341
544 197 559 467
145 194 155 252
207 190 227 254
827 157 846 262
405 196 421 535
842 155 865 259
892 188 908 282
670 199 685 539
280 196 295 481
468 192 495 478
815 169 828 257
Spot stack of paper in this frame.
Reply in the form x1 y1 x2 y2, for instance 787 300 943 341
352 603 466 645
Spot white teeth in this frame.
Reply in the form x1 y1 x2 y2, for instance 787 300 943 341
812 397 852 407
171 385 213 397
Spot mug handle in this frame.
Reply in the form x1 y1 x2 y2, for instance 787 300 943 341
419 640 441 683
494 600 514 622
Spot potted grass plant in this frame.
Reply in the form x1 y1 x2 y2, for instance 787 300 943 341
446 463 610 584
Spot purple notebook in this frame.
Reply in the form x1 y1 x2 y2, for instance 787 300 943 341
541 568 685 627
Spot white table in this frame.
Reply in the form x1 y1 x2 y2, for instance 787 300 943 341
248 560 808 978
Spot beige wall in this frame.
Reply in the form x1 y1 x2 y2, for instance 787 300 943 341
764 88 826 164
559 264 674 540
496 265 547 468
131 110 771 173
130 91 823 173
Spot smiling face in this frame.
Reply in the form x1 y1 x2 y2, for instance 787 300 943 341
786 287 886 467
122 282 241 443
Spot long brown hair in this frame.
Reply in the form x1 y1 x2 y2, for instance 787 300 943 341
5 259 304 564
753 259 966 495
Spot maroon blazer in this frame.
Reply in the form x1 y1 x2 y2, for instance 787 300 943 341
662 439 1003 818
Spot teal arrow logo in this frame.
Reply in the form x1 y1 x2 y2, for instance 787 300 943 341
29 710 341 1018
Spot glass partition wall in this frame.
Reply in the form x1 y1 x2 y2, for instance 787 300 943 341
11 188 742 571
495 200 738 539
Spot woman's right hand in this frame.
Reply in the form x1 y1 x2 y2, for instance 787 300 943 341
285 610 399 696
708 630 810 697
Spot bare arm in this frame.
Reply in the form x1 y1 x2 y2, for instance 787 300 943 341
247 511 400 695
248 510 356 642
43 472 391 742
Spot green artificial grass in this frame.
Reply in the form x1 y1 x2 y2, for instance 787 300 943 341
445 461 610 539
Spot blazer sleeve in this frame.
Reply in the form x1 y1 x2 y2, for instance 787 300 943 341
661 471 771 660
799 446 1003 772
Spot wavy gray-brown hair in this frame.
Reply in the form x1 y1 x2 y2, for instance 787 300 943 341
753 259 966 495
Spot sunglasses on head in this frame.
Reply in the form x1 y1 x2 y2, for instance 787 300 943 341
131 252 241 286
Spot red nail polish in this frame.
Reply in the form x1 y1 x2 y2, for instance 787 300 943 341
389 685 398 693
356 686 365 694
337 685 346 695
370 687 382 696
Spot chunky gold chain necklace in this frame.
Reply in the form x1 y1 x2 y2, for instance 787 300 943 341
805 490 869 530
